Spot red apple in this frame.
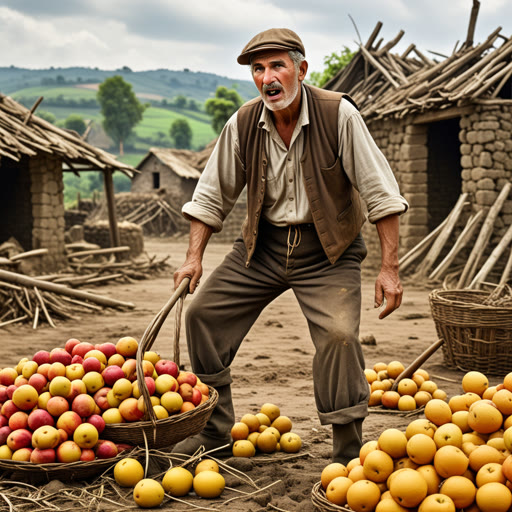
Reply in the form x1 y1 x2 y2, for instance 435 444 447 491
56 411 82 436
72 342 95 359
119 398 144 422
190 387 203 406
56 440 82 463
6 428 32 450
116 443 133 454
0 386 8 404
1 400 20 418
47 362 66 381
27 409 55 431
0 414 7 428
28 373 48 394
32 350 51 366
86 414 105 434
93 387 111 411
14 376 28 387
72 394 96 418
37 363 51 379
80 448 96 461
96 343 117 360
121 359 137 381
6 385 17 400
30 448 56 464
102 365 125 387
155 359 179 378
50 348 72 367
65 338 81 355
46 396 69 417
0 368 18 387
71 355 84 365
0 426 12 444
83 357 102 374
177 371 197 387
143 376 156 396
8 411 29 430
95 439 118 459
67 379 87 401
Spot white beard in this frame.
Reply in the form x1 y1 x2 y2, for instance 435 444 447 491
261 78 299 112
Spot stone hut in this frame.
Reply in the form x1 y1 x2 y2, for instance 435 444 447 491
132 147 201 207
324 17 512 269
0 93 136 273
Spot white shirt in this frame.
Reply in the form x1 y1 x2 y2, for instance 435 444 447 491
183 86 408 232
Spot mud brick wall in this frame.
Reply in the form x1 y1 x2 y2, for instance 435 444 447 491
460 104 512 243
29 154 67 271
83 220 144 257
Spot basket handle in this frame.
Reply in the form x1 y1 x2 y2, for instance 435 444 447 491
136 278 190 425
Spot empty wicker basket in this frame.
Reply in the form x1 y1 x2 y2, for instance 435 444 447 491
429 288 512 376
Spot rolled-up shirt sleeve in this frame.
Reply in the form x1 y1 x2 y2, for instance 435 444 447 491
182 112 246 232
338 101 408 224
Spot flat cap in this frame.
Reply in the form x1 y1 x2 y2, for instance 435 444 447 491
237 28 305 65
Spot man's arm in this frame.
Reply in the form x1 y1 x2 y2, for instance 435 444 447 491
173 218 214 294
374 213 403 319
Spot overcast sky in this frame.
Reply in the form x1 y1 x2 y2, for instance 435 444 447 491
1 0 511 81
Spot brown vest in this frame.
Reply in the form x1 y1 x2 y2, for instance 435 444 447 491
236 84 366 266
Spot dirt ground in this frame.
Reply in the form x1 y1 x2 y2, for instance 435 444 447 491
0 237 492 511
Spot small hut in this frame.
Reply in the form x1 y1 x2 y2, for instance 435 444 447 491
132 147 201 207
0 93 136 272
324 3 512 268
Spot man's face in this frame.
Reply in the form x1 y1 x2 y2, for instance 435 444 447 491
251 50 306 112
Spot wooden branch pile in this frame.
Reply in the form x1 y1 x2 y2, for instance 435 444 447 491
0 93 135 176
325 18 512 120
0 269 135 330
90 192 187 236
400 183 512 289
63 245 172 286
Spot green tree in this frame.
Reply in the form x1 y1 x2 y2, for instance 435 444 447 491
309 46 355 88
37 110 56 124
173 95 187 109
96 75 146 155
170 118 192 149
64 114 87 136
205 86 243 134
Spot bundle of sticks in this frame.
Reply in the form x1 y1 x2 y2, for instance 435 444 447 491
0 269 135 330
119 198 184 235
400 183 512 290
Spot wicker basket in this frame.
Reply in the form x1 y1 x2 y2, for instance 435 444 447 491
429 288 512 376
0 447 141 485
311 481 351 511
101 278 218 449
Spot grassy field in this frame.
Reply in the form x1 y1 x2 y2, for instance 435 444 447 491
11 85 98 101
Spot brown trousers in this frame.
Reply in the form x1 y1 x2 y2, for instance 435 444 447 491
185 220 370 426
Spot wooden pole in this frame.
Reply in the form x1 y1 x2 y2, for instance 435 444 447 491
103 169 121 249
465 0 481 49
0 270 134 309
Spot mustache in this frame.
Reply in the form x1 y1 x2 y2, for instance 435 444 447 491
262 82 283 93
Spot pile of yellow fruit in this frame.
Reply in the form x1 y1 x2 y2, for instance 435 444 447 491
230 402 302 457
366 360 447 411
319 370 512 512
114 457 225 508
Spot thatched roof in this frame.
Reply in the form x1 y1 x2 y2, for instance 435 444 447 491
137 147 202 179
324 19 512 121
0 93 136 176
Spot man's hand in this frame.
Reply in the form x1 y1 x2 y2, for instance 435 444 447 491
375 214 402 319
173 259 202 294
374 267 403 319
173 218 214 294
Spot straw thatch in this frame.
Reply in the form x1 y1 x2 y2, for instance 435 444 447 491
0 93 136 176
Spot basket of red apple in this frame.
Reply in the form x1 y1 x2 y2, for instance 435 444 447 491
100 278 218 449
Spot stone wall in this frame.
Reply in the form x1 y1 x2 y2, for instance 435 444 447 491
460 104 512 242
29 154 67 271
83 220 144 257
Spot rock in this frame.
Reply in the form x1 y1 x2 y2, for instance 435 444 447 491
360 334 377 345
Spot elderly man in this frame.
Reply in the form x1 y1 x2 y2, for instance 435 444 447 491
172 28 408 463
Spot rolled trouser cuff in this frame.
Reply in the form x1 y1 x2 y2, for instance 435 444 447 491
195 367 233 388
317 402 368 426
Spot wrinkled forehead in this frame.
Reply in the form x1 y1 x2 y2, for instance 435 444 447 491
250 49 292 66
